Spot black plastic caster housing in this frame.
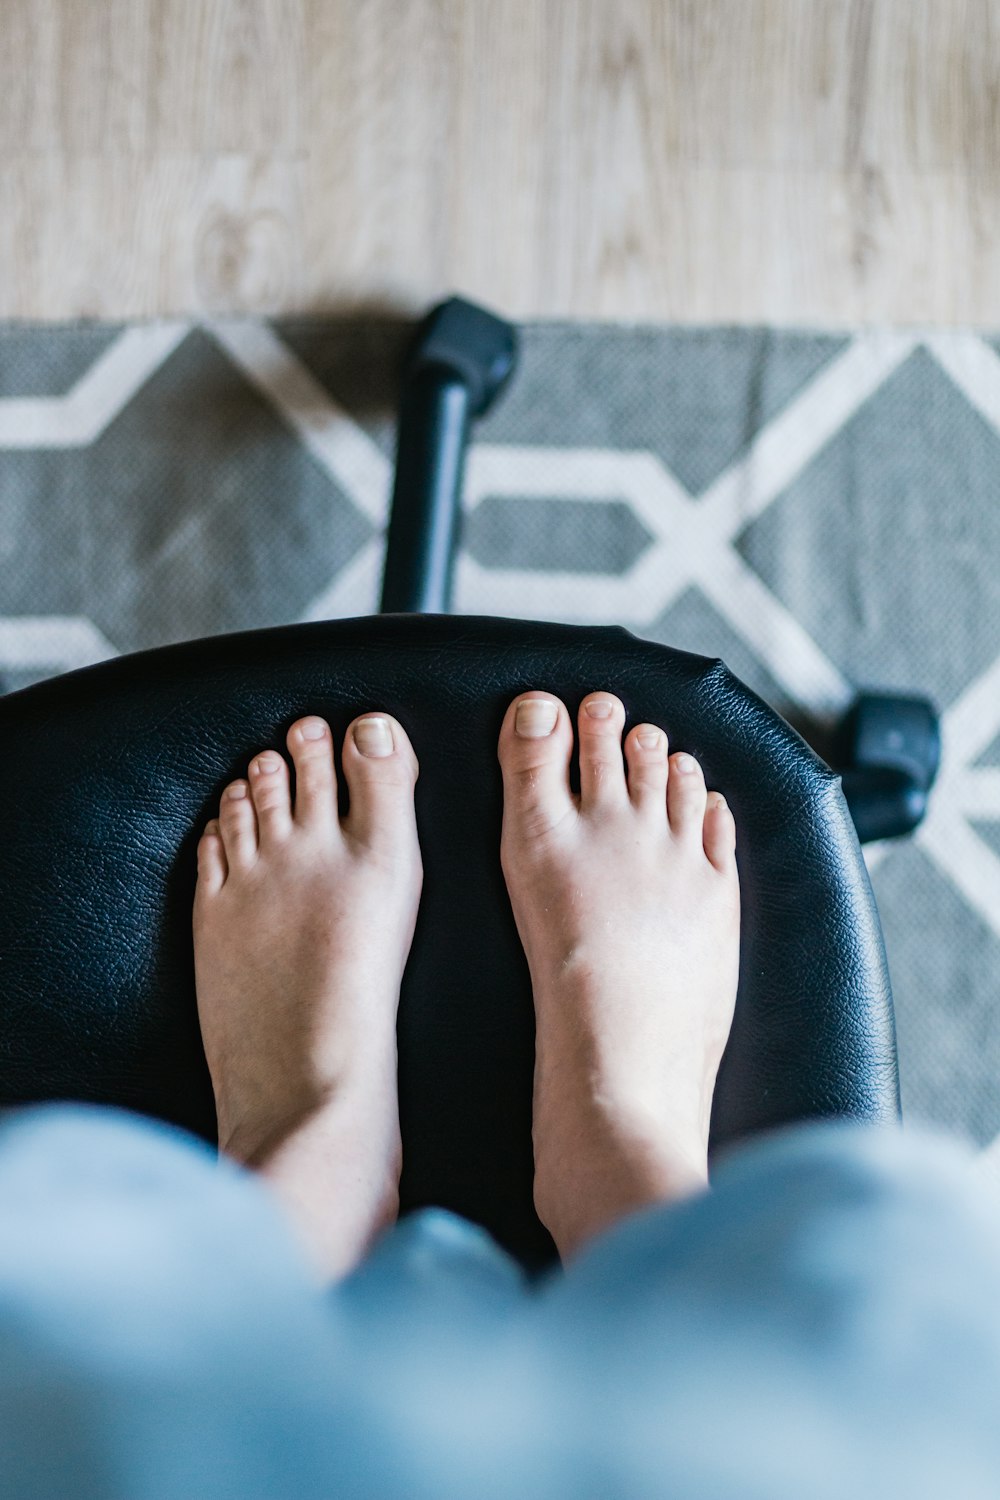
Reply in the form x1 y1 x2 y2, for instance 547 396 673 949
830 692 941 844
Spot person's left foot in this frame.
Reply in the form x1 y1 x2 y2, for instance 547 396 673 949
192 712 422 1282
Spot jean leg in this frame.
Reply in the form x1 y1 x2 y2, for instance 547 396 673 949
0 1102 560 1500
10 1103 993 1499
0 1102 491 1499
341 1206 528 1320
525 1117 1000 1499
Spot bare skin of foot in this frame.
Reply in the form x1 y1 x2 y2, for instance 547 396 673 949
192 692 738 1281
497 690 741 1264
192 712 422 1285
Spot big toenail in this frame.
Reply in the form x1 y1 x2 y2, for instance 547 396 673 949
515 700 558 737
299 718 327 741
353 716 394 757
585 700 613 719
675 753 697 773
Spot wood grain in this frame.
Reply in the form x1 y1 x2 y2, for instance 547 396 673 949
1 0 999 324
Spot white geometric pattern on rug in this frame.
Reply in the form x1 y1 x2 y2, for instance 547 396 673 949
1 318 999 1156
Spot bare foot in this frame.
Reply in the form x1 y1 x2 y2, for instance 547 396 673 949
497 690 741 1263
192 712 422 1283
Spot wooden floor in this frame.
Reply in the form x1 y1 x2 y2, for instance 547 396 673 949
3 0 1000 326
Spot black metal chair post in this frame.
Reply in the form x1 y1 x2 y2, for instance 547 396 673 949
380 297 518 615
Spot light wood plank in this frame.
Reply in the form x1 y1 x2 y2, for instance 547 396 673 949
2 0 1000 324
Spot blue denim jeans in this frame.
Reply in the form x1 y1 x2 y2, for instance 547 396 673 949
1 1102 999 1499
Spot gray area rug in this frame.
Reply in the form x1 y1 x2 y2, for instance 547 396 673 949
1 316 999 1152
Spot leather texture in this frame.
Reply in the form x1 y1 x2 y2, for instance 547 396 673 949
0 613 900 1271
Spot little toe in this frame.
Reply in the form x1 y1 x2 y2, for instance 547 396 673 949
341 712 420 856
497 692 576 841
248 751 293 845
704 793 737 872
218 779 258 871
578 692 628 810
288 716 337 829
196 819 228 894
624 723 669 818
667 751 708 839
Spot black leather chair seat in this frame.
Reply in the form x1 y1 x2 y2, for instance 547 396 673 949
0 612 899 1272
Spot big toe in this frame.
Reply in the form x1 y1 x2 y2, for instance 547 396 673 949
341 712 420 857
498 692 576 840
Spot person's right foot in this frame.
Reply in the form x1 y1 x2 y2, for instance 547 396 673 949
497 690 741 1263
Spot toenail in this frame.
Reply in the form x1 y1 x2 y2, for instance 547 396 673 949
585 700 613 719
637 729 661 749
675 753 697 773
228 782 248 799
353 716 394 757
515 700 558 737
254 756 280 775
298 718 327 741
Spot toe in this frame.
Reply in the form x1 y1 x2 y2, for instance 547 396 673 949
287 716 336 829
196 819 228 894
624 723 669 818
218 779 258 871
341 712 419 855
578 692 628 809
248 751 293 844
704 792 737 872
667 750 708 839
498 692 576 841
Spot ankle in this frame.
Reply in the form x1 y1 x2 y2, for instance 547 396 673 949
533 1101 708 1262
251 1095 402 1283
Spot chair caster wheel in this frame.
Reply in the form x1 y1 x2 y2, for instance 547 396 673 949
829 692 941 844
403 295 518 416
